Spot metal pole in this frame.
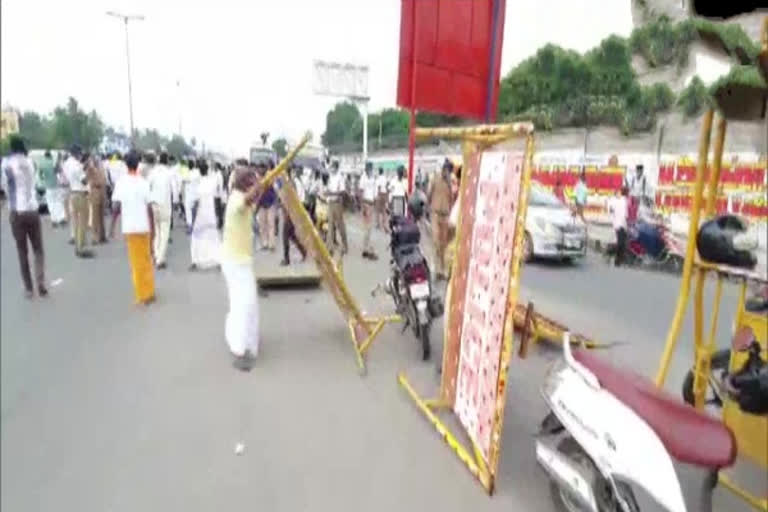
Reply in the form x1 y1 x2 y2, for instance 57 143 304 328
407 0 417 196
177 80 182 137
123 19 135 144
362 100 368 172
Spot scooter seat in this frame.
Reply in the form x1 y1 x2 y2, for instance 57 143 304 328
573 349 737 469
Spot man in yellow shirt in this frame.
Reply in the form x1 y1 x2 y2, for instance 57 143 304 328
221 166 263 371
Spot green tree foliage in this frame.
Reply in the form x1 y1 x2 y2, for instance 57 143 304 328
321 102 362 148
2 97 192 157
271 137 288 158
677 76 712 117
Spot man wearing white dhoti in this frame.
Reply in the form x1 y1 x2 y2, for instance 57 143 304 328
187 159 221 270
221 166 263 371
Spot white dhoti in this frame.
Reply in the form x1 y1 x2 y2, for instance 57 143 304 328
46 187 67 223
190 178 221 269
222 260 259 357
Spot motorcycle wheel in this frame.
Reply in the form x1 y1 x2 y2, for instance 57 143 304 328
682 348 731 408
550 437 638 512
420 324 431 361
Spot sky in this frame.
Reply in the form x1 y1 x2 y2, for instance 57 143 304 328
1 0 633 157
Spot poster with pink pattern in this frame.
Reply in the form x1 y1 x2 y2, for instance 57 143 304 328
453 150 524 462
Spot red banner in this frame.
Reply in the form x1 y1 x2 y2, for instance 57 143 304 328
397 0 506 121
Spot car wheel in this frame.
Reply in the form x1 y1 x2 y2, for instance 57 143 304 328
523 232 533 263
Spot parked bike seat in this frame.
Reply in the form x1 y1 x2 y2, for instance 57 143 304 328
573 349 737 469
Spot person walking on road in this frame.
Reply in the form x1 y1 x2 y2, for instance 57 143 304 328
279 166 307 266
428 159 454 279
109 150 156 305
188 159 222 271
359 162 378 260
221 166 263 371
574 170 589 223
183 159 200 227
375 167 388 232
38 150 65 227
2 136 48 298
85 153 109 244
255 164 278 251
63 145 94 258
148 152 176 269
609 186 629 267
326 160 348 255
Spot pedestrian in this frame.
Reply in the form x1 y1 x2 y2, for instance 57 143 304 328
183 158 200 227
627 164 646 225
38 150 66 227
375 167 388 231
148 152 176 269
574 170 589 223
359 162 378 260
221 166 263 371
280 166 307 266
609 186 629 267
214 161 226 231
428 159 453 279
326 160 348 255
109 150 156 305
2 136 48 299
85 153 109 244
388 165 408 217
553 176 566 204
188 159 222 270
63 145 94 258
255 164 278 251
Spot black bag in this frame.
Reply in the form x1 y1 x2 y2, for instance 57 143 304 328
729 343 768 415
696 214 756 269
391 220 421 247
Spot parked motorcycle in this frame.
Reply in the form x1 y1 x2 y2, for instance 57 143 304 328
604 218 685 274
536 333 738 511
381 196 442 361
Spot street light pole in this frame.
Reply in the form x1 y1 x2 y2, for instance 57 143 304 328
106 11 144 145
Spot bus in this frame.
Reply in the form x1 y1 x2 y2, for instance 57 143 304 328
249 144 277 166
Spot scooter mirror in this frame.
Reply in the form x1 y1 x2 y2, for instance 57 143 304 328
732 326 756 352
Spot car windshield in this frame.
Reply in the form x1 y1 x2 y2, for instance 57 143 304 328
529 185 566 208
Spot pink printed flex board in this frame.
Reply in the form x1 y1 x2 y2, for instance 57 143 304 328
453 150 524 462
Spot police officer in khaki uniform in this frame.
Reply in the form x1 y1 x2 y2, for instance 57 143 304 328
428 159 454 279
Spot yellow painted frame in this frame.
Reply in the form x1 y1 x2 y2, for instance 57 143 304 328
398 123 535 494
275 153 400 375
654 110 768 510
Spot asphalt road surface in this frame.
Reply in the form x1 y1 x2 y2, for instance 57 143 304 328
1 208 761 512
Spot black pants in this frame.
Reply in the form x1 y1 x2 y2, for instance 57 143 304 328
10 211 45 291
282 217 306 263
615 227 627 267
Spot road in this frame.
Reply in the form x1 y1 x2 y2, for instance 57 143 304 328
1 208 761 512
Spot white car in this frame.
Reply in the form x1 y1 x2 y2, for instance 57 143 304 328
523 184 587 263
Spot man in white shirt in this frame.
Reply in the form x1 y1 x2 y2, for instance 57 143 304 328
609 186 629 267
359 162 378 260
63 145 93 258
326 161 348 254
110 150 156 305
375 167 389 231
148 152 177 268
2 136 48 298
388 165 408 218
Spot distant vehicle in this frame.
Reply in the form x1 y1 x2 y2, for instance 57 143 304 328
249 145 277 166
293 143 325 170
523 183 587 263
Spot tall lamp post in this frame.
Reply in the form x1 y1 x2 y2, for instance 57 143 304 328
106 11 144 145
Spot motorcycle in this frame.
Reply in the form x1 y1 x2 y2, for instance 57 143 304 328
604 218 685 274
379 196 442 361
536 332 738 511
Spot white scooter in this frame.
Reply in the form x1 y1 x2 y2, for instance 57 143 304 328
535 333 737 511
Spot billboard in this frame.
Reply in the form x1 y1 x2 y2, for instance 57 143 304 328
312 60 369 100
396 0 507 121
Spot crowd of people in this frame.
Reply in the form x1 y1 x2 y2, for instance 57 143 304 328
1 133 467 372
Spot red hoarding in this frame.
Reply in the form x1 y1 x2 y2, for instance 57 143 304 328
397 0 506 121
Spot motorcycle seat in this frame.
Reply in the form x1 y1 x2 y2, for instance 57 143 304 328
573 349 737 469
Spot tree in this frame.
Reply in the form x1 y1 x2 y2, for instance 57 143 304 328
677 76 711 117
271 137 288 158
321 102 361 148
18 111 53 149
49 97 104 150
167 135 192 157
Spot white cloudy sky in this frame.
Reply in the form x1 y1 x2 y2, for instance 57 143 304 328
1 0 632 156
